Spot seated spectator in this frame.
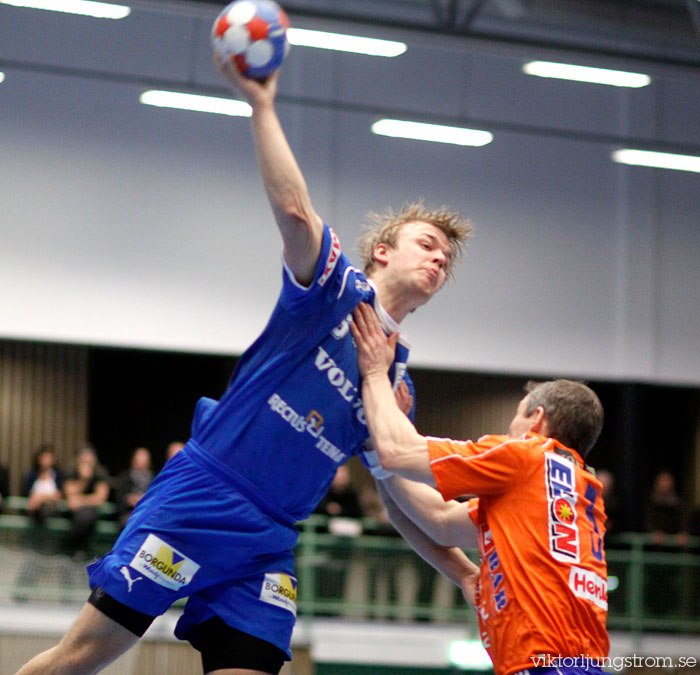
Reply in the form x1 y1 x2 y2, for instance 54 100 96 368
63 446 111 559
316 464 363 519
646 469 688 547
22 444 64 524
112 447 154 529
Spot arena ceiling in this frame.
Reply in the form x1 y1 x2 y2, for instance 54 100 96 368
148 0 700 66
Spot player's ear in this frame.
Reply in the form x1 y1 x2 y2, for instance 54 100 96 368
373 243 390 266
530 406 547 434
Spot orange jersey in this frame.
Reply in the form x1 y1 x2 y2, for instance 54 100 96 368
428 432 609 675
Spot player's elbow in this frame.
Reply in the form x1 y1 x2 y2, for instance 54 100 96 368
376 435 431 483
374 441 405 474
425 512 460 547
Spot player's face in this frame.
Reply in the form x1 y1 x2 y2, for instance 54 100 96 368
386 222 452 297
508 396 537 438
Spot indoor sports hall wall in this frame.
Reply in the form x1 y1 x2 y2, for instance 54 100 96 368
1 1 699 385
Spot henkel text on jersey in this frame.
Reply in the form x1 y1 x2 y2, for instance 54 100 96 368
545 452 580 563
568 565 608 610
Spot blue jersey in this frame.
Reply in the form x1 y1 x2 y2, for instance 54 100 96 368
189 225 413 523
87 224 415 653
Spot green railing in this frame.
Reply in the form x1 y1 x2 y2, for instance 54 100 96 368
605 532 700 633
294 516 700 635
295 514 475 623
1 506 699 637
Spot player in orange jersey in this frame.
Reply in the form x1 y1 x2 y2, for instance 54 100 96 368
351 302 610 675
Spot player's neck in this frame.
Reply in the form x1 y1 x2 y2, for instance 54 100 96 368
369 275 421 324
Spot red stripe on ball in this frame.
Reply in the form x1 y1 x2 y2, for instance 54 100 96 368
214 15 230 38
246 16 269 40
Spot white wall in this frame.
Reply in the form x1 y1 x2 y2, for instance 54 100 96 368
1 2 699 384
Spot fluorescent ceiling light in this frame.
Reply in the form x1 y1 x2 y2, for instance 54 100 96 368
287 27 406 57
523 61 650 88
612 148 700 173
140 90 252 117
0 72 5 84
372 119 493 147
0 0 130 18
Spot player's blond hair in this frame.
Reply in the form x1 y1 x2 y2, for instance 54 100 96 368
524 379 604 458
357 200 473 280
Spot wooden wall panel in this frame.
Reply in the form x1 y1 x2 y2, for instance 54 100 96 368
0 340 88 495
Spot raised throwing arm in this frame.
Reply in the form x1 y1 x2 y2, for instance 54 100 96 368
216 57 324 286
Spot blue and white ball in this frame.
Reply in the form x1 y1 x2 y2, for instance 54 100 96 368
212 0 290 79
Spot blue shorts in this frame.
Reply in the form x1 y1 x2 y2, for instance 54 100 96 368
87 447 300 657
516 663 609 675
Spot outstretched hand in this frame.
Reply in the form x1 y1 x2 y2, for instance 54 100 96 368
351 303 398 379
214 51 279 108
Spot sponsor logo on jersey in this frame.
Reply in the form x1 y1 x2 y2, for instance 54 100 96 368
554 497 575 524
268 393 348 463
331 314 352 340
318 229 341 287
129 534 200 591
314 346 366 425
479 523 506 612
545 453 580 563
306 410 325 437
314 346 358 402
119 565 143 593
260 572 298 616
568 566 608 610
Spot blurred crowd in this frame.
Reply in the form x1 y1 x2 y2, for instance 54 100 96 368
1 448 700 559
0 440 185 559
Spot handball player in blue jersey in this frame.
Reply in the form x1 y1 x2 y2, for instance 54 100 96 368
17 62 473 675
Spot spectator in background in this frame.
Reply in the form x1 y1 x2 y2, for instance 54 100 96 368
646 469 688 547
113 447 154 530
22 444 64 524
644 469 689 616
315 464 363 521
63 446 111 559
313 464 364 608
165 440 185 463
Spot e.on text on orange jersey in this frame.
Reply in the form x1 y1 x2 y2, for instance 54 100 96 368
428 433 609 675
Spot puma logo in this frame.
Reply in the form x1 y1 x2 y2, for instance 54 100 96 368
119 565 144 593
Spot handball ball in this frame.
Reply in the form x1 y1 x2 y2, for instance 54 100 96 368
212 0 290 79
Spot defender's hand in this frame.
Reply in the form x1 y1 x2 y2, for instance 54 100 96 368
351 303 397 378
